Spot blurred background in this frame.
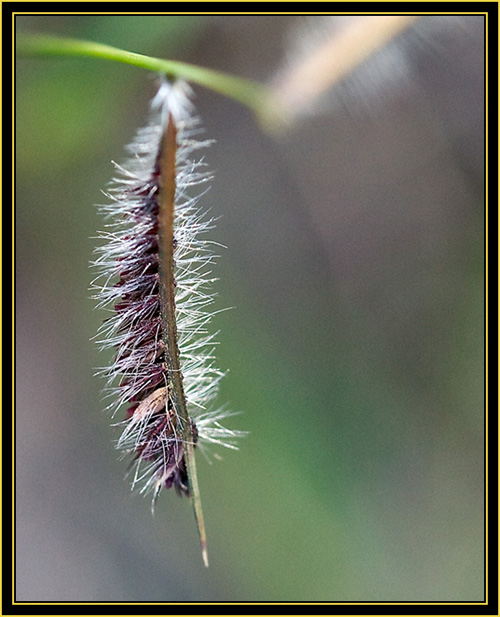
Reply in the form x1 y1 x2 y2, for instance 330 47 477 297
16 15 484 602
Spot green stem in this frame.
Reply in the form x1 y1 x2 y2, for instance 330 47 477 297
17 33 273 122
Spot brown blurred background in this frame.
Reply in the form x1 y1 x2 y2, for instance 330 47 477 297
16 15 484 601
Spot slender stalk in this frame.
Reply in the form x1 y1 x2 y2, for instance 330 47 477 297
272 15 420 117
16 34 268 120
158 113 208 567
185 441 208 567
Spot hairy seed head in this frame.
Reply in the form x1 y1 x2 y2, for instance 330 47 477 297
92 79 243 505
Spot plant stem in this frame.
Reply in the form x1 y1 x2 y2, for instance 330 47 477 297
17 33 270 120
272 15 420 117
158 113 208 567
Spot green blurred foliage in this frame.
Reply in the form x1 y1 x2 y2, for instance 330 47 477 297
16 15 484 602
